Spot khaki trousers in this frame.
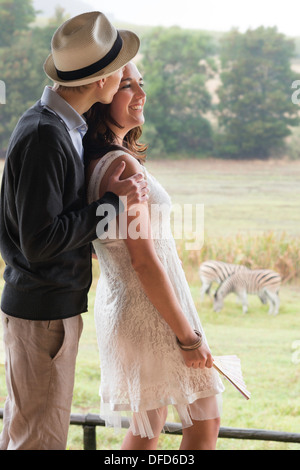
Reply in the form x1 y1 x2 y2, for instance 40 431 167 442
0 311 83 450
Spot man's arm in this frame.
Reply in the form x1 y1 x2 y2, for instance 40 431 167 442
13 144 121 262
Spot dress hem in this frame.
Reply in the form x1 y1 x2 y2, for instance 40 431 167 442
99 388 224 439
100 385 224 413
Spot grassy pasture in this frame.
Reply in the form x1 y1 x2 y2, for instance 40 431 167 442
0 158 300 450
68 281 300 450
146 158 300 238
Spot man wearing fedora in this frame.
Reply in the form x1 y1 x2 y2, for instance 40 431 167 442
0 12 147 450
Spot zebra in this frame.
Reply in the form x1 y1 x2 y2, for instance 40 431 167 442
213 269 281 315
199 260 249 300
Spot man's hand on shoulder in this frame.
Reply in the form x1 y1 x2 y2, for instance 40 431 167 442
107 159 149 210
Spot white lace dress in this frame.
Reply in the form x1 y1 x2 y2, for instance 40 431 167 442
87 150 224 439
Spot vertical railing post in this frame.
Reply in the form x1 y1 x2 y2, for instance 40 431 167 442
83 425 97 450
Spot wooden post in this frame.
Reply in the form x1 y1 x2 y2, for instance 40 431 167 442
83 425 96 450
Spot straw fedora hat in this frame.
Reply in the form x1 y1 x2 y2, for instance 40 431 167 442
43 11 140 86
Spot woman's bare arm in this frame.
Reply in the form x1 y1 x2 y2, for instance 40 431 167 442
93 154 213 369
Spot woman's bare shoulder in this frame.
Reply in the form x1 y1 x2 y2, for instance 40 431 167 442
87 151 143 198
109 152 142 180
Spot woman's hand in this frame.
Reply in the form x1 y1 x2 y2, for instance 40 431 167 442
180 343 214 369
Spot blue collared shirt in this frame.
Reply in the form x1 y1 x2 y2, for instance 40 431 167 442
40 86 87 161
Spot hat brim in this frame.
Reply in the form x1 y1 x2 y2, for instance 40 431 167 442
43 30 140 86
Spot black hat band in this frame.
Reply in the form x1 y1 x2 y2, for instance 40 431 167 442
55 32 123 81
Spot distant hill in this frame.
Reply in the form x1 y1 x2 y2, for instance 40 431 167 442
33 0 96 18
33 0 300 58
32 0 225 42
32 0 151 35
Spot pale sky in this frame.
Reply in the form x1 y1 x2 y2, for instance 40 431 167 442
86 0 300 36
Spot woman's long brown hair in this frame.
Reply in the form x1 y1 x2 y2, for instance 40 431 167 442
83 102 147 166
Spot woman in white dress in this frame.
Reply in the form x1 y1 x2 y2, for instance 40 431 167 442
84 62 224 450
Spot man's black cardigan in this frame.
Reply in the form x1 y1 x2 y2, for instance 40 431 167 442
0 101 122 320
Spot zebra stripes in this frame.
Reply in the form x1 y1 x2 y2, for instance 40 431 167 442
213 269 281 315
199 260 249 299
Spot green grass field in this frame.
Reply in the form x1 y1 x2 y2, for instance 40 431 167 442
0 158 300 450
146 158 300 238
66 281 300 450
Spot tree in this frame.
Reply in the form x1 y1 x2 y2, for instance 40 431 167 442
0 0 36 47
0 5 68 151
216 27 300 159
140 27 216 156
0 30 51 149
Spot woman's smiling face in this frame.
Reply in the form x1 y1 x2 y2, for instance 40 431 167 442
109 62 146 137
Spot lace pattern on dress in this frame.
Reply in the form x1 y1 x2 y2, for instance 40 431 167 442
87 151 224 439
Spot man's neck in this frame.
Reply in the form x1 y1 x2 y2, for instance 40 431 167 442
55 89 95 116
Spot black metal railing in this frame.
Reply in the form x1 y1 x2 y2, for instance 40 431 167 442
1 409 300 450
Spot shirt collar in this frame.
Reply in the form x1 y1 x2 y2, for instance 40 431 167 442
40 86 87 133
